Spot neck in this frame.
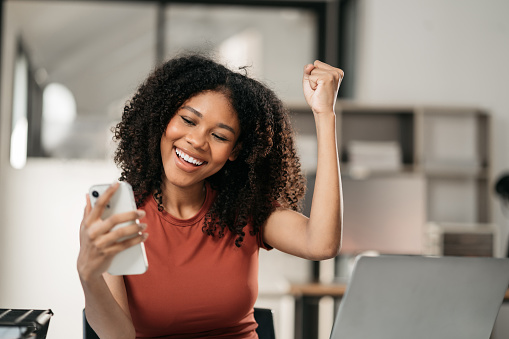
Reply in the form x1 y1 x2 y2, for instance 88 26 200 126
160 181 207 219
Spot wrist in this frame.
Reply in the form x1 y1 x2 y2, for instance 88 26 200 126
78 267 104 287
313 111 336 124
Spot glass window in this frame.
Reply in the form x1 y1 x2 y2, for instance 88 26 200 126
4 0 157 161
10 48 29 169
164 4 318 105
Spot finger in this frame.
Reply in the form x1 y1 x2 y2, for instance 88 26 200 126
308 67 344 92
85 194 92 216
88 182 120 221
94 223 147 249
81 194 92 231
303 64 315 87
310 65 342 81
313 60 339 72
307 70 333 89
304 65 320 90
88 209 145 239
104 232 149 257
312 60 345 81
303 63 315 77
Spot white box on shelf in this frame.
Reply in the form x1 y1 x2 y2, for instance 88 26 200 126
347 140 402 172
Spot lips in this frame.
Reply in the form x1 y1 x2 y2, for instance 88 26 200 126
175 147 206 166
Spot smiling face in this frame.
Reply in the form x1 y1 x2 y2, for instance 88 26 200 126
160 90 241 191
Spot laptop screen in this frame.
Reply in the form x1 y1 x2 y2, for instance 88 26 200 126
330 255 509 339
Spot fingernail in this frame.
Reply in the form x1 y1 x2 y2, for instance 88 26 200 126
142 233 149 241
139 223 147 230
137 210 146 218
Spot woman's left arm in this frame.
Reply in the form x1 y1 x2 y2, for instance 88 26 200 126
263 60 343 260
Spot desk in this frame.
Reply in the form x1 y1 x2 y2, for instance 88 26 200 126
289 283 509 339
290 283 509 300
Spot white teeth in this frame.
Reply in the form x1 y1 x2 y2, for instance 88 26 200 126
175 148 204 166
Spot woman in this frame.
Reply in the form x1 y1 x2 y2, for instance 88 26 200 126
77 54 343 338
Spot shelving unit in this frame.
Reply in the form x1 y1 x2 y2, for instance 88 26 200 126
290 100 493 258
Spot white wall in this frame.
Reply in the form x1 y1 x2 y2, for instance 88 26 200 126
0 161 119 338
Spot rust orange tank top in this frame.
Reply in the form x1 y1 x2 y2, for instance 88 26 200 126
124 182 268 338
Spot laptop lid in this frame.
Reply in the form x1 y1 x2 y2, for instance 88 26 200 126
330 255 509 339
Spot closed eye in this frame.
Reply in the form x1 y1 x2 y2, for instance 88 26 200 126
212 133 228 142
180 116 195 126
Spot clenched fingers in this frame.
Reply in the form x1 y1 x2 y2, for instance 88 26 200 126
303 60 344 114
307 61 343 89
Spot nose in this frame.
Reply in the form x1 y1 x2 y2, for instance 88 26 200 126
186 128 208 151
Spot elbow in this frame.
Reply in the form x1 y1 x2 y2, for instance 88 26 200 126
306 239 342 261
304 220 343 260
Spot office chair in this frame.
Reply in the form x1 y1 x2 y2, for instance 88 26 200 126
253 307 276 339
83 307 275 339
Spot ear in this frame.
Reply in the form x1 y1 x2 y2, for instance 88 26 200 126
229 143 242 161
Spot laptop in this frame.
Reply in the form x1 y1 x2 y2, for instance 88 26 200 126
330 255 509 339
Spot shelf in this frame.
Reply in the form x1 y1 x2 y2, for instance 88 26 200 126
423 167 489 179
292 101 492 261
341 164 416 180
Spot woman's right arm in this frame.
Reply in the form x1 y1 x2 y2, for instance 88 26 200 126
77 182 148 339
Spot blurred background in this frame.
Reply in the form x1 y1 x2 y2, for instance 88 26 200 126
1 0 509 338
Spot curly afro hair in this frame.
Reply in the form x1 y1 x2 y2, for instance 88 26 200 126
113 54 306 247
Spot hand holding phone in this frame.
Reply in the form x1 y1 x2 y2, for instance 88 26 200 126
86 182 148 275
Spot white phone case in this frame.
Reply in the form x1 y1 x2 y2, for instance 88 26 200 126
89 182 148 275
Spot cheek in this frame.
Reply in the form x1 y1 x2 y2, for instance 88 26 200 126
215 145 236 162
163 120 182 140
161 125 178 154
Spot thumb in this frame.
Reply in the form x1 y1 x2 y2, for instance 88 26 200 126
303 64 314 82
303 64 318 91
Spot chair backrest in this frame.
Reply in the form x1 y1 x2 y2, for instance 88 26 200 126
83 310 99 339
254 307 276 339
83 307 275 339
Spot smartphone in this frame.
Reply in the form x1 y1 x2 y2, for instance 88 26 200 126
89 182 148 275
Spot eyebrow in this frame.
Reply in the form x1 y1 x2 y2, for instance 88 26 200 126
182 105 236 135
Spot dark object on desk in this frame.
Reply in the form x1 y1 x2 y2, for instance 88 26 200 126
0 309 53 339
83 307 276 339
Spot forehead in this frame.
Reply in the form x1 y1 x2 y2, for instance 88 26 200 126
182 91 239 127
